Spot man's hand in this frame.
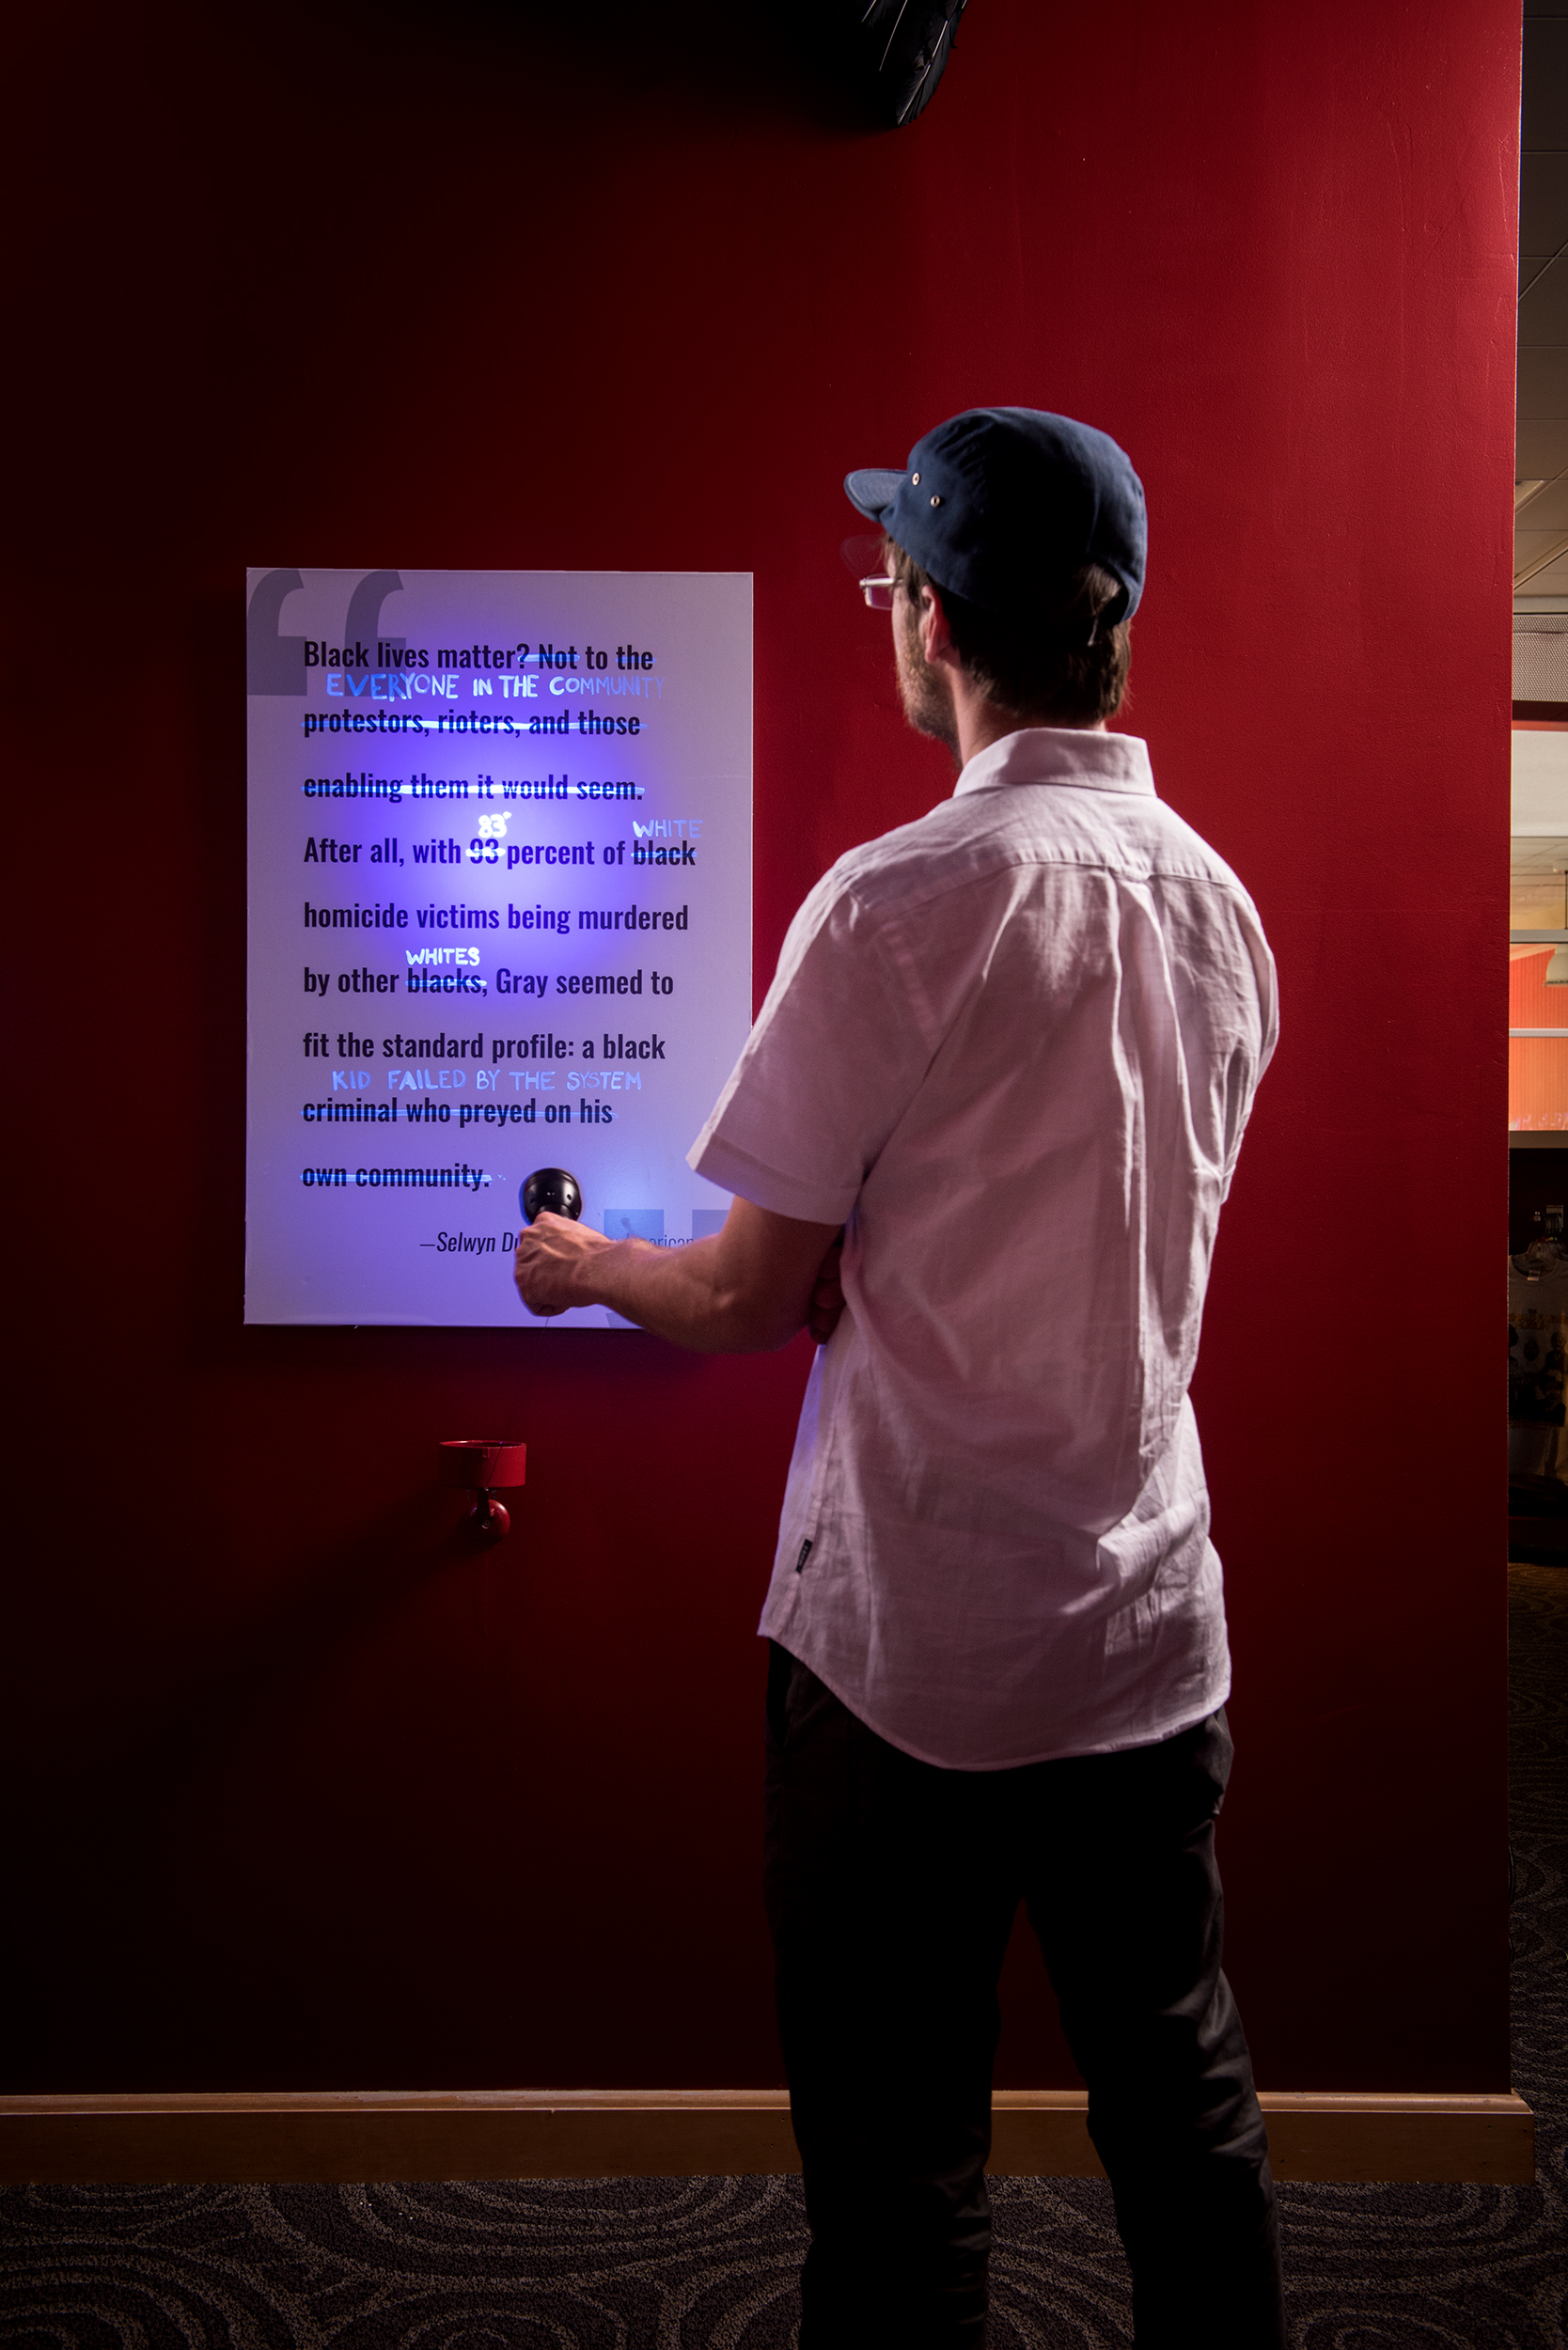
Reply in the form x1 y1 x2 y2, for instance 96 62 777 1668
513 1197 845 1353
513 1212 614 1318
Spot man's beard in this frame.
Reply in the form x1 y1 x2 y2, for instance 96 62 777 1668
894 601 960 756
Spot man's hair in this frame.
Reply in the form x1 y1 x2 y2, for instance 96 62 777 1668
885 538 1131 725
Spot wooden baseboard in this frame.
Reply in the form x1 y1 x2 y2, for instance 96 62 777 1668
0 2088 1533 2186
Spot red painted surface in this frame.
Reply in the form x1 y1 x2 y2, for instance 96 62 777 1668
8 0 1517 2092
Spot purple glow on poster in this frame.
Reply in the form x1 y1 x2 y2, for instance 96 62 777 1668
246 569 752 1325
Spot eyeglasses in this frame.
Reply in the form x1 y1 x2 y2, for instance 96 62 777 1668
859 576 898 611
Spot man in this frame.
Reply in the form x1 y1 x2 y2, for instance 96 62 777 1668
515 407 1282 2348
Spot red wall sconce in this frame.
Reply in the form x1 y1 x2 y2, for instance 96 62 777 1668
440 1439 527 1544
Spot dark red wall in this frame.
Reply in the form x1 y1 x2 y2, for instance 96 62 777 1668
8 0 1518 2093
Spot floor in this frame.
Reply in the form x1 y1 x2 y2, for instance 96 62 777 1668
1 1567 1562 2348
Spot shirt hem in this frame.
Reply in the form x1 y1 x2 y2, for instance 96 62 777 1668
761 1628 1231 1771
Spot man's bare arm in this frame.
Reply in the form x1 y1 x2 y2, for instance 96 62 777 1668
513 1196 845 1353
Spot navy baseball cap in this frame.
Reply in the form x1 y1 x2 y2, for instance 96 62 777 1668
845 407 1146 621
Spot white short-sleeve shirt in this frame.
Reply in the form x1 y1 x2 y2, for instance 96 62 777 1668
689 728 1278 1769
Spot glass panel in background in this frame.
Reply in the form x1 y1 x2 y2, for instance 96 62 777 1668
1510 830 1568 932
1510 948 1568 1135
1510 824 1568 1136
1508 817 1568 1552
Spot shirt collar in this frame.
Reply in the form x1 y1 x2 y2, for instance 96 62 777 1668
953 728 1156 800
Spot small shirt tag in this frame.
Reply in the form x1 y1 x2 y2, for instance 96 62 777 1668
795 1539 814 1574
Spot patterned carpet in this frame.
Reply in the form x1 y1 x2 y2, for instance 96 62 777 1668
3 1567 1563 2349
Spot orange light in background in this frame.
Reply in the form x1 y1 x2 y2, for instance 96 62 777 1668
1510 948 1568 1130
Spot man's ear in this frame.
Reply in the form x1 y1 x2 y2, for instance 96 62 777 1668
919 586 962 674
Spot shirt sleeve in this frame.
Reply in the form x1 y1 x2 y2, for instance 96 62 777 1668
1217 903 1279 1201
688 865 937 1225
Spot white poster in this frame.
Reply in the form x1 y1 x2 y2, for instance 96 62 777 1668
245 569 752 1325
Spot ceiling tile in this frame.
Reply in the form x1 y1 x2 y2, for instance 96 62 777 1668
1522 151 1568 255
1520 550 1568 597
1524 18 1568 148
1518 478 1568 532
1522 255 1568 341
1515 626 1568 696
1518 420 1568 477
1516 526 1568 570
1518 346 1568 415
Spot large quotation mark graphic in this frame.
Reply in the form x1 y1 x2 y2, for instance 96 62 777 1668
246 569 408 693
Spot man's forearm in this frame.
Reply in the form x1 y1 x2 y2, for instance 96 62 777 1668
572 1232 806 1352
513 1196 844 1351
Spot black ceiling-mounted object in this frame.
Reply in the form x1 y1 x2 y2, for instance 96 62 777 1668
855 0 970 128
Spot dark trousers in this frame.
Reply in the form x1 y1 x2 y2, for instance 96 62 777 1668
763 1643 1285 2349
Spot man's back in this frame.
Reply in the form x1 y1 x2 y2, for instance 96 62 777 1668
517 408 1289 2349
692 726 1278 1766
